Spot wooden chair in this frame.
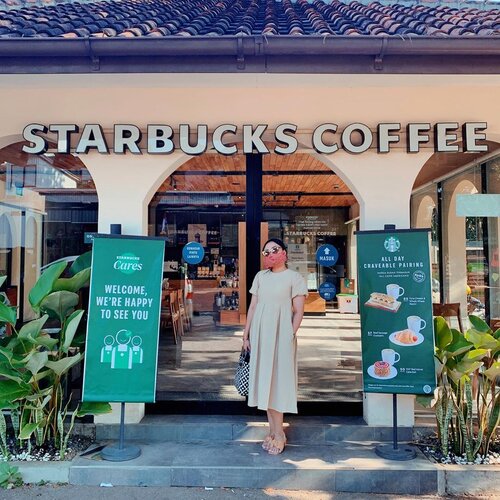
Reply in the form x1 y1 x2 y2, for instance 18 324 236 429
433 303 464 332
490 318 500 332
160 295 177 345
177 289 191 332
170 290 184 339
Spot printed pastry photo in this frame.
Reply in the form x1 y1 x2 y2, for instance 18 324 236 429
374 360 391 377
394 329 418 344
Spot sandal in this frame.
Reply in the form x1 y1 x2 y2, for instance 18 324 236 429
261 434 274 451
267 434 286 455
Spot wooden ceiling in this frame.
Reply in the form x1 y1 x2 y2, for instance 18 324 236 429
159 153 356 207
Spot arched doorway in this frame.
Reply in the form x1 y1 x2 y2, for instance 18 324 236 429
148 150 362 412
0 213 14 292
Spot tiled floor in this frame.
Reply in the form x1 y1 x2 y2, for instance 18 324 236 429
156 310 363 403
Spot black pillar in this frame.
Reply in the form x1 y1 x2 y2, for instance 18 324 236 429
246 153 263 310
437 182 445 303
481 163 490 324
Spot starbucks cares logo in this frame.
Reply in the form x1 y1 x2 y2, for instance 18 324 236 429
384 236 400 253
114 253 143 275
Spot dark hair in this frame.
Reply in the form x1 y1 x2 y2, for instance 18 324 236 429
262 238 287 252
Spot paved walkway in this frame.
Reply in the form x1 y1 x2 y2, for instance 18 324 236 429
2 485 492 500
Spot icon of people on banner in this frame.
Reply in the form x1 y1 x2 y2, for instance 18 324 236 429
99 329 144 370
131 335 143 364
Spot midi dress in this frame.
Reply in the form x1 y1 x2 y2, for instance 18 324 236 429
247 268 308 414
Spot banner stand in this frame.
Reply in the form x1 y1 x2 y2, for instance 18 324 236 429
82 225 164 463
357 225 432 462
375 394 416 461
101 402 141 462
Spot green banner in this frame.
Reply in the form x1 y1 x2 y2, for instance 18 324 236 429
82 236 165 402
357 229 436 395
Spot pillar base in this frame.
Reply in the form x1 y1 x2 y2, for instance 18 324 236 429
363 393 415 426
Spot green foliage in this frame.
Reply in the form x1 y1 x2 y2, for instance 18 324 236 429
77 402 112 417
430 315 500 459
69 252 92 277
0 257 109 458
0 462 22 489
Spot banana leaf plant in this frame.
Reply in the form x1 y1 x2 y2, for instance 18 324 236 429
0 253 110 459
418 316 500 461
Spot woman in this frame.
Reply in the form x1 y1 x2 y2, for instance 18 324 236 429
242 238 307 455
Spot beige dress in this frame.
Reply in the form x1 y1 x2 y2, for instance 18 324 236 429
247 269 308 413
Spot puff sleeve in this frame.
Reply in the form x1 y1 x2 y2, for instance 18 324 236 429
249 271 260 295
292 272 308 299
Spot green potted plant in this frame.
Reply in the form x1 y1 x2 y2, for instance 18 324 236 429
0 253 110 460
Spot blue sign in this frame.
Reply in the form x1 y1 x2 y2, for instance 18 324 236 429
316 244 339 267
182 242 205 264
319 281 336 301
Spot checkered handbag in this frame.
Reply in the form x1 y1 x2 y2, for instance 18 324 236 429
234 349 250 396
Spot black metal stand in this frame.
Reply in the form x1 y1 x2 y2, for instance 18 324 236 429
375 394 416 461
101 403 141 462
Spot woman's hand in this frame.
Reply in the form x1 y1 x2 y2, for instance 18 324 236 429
243 338 251 352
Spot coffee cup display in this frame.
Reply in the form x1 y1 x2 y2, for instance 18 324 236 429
386 283 404 299
407 315 426 334
381 348 400 365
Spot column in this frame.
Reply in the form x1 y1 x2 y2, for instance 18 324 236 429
84 152 188 424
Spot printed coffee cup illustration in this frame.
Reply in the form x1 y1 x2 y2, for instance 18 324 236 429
367 348 399 380
407 315 426 334
389 316 426 346
382 348 400 365
386 283 404 299
364 288 402 313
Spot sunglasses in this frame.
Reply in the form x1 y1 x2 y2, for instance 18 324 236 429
262 245 283 257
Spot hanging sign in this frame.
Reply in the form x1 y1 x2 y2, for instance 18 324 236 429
357 229 436 395
316 244 339 267
82 235 165 402
182 241 205 264
319 281 336 300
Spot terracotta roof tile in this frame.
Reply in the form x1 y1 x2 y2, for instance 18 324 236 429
0 0 498 38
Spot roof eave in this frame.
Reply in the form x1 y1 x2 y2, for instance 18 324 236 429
0 36 500 74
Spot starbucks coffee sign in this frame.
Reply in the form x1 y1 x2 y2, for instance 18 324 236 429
22 121 488 156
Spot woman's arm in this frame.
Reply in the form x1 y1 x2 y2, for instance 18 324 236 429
292 295 306 336
242 293 258 350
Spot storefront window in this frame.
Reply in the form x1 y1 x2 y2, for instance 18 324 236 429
441 165 483 322
264 207 348 292
0 142 97 321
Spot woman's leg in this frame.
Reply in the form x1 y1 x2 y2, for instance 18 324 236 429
262 410 275 450
267 408 286 454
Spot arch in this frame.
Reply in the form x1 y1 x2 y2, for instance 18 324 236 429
415 194 437 229
0 134 25 151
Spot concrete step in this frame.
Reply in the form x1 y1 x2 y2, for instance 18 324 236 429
96 415 429 444
70 440 439 494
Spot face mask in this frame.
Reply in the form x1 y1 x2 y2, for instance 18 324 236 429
264 251 287 270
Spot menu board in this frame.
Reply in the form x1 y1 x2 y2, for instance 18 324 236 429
357 229 436 395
